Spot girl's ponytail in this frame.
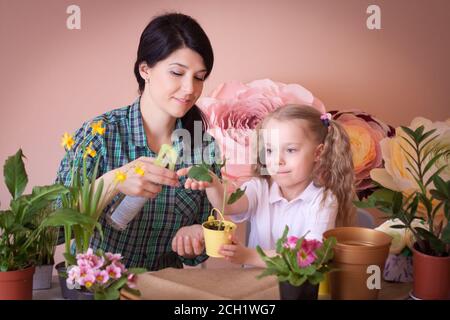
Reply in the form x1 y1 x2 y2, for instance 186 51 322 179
313 120 356 227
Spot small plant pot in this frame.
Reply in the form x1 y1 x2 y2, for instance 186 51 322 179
0 266 35 300
55 261 95 300
279 281 319 300
33 264 54 290
202 219 236 258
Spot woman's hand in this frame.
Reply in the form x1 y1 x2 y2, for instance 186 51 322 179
172 224 205 259
116 156 180 198
219 234 254 265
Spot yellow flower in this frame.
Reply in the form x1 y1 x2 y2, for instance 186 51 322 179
83 142 97 159
91 120 106 136
114 170 127 184
61 132 75 150
134 163 145 176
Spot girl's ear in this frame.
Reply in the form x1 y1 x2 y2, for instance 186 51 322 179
138 62 151 81
314 144 324 162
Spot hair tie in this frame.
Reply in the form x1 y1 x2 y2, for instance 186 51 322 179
320 112 332 127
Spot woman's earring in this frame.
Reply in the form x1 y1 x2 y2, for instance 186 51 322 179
145 78 150 84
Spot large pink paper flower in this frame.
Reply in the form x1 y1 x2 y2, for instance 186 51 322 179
330 110 395 195
198 79 325 178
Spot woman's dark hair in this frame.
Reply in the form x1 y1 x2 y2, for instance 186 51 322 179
134 12 214 135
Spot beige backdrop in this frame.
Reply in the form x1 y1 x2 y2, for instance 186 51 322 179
1 1 449 266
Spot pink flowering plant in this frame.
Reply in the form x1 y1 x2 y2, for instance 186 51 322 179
66 248 146 300
256 226 337 286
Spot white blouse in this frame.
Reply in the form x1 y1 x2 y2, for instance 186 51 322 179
230 178 338 250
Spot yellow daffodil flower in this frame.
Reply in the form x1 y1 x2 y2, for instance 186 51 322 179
134 163 145 176
83 142 97 159
91 120 106 136
114 170 127 184
61 132 75 150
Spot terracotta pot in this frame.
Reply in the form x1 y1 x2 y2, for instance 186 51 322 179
323 227 391 300
279 281 319 300
412 243 450 300
0 266 35 300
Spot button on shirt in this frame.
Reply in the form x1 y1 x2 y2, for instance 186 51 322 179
55 97 221 270
230 178 338 250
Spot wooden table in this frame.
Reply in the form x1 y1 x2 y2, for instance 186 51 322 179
120 268 413 300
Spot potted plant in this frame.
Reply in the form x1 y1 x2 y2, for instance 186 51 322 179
31 204 59 290
65 248 146 300
355 121 450 300
187 161 246 257
41 121 125 299
255 225 336 300
0 149 68 299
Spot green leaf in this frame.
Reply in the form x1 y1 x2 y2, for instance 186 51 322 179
432 176 449 198
390 224 407 229
417 128 437 144
122 285 141 297
63 252 76 266
415 125 425 138
41 208 97 228
406 194 419 217
0 210 14 229
400 126 418 143
128 268 147 274
423 151 448 178
4 149 28 200
187 165 212 182
430 190 447 201
392 192 403 214
441 222 450 244
425 165 447 187
227 187 246 205
415 227 446 254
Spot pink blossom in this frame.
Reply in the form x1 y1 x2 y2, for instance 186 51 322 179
283 236 300 250
94 269 110 285
106 264 122 279
294 239 323 267
297 249 317 267
105 252 123 262
302 239 322 253
66 265 81 288
197 79 325 178
78 268 96 288
76 248 105 269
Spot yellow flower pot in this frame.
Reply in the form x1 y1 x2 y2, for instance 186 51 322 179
202 219 236 258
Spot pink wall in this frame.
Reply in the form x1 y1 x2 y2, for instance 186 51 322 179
1 0 450 207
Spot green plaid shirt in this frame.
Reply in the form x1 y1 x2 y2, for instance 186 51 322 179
55 97 221 270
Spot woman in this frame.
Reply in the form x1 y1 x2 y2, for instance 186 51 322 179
56 13 220 270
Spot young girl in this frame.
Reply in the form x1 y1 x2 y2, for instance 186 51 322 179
176 104 355 267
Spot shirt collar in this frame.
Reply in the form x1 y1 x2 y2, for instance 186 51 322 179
129 96 183 148
269 181 322 204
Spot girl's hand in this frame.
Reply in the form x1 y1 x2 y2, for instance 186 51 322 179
219 234 252 265
172 224 205 259
176 167 218 191
116 156 180 198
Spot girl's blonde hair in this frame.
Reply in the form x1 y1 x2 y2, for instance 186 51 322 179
256 104 356 227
